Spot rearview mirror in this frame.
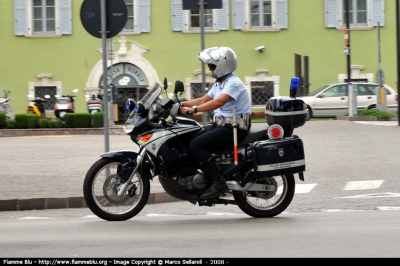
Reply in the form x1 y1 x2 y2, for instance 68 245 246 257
174 80 184 94
163 77 168 90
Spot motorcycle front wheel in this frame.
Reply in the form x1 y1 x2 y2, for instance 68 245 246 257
83 158 150 221
233 174 295 218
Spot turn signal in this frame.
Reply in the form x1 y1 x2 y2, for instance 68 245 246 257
139 133 153 142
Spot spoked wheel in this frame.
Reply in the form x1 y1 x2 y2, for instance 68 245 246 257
233 174 295 218
83 158 150 221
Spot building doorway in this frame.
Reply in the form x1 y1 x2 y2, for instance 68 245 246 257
99 63 149 124
115 87 148 123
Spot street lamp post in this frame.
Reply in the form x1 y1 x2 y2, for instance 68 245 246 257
345 0 351 82
200 0 206 125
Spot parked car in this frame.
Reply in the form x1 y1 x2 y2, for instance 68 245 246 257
297 83 398 119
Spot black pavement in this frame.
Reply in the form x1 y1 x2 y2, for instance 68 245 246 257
1 120 399 212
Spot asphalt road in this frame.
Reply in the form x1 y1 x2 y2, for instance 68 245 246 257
1 120 400 259
0 207 399 258
0 120 400 213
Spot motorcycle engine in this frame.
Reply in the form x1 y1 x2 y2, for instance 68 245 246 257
177 171 209 192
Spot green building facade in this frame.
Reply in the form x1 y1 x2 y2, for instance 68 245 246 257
0 0 396 122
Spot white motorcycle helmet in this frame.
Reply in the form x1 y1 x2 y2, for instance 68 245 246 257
198 47 238 78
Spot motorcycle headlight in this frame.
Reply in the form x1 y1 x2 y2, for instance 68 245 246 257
124 124 134 134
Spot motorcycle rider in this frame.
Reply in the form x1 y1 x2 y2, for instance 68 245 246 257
180 47 252 199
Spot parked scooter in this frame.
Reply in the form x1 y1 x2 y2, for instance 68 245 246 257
54 89 78 120
86 93 103 114
0 89 15 120
26 96 47 119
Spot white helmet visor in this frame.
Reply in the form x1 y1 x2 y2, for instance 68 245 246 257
198 47 237 78
198 47 220 65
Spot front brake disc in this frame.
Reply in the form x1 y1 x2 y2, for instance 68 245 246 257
103 174 130 204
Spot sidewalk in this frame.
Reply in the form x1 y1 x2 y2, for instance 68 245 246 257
0 126 181 212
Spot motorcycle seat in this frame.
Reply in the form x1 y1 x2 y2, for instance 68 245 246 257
218 127 269 154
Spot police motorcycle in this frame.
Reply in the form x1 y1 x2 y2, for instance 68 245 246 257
83 77 308 221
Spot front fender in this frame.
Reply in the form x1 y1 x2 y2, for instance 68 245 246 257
101 150 153 183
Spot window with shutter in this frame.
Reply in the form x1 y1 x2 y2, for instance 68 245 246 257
122 0 151 34
14 0 72 37
171 0 230 32
342 0 367 26
190 9 214 30
324 0 385 29
232 0 288 32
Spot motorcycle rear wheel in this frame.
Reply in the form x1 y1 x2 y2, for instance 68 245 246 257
83 158 150 221
233 174 295 218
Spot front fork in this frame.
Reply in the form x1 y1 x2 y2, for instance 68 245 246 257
117 148 147 196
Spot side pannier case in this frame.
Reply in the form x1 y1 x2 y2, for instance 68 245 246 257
252 137 305 177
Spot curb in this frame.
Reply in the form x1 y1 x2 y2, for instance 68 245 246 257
336 116 398 121
0 192 182 212
0 127 125 137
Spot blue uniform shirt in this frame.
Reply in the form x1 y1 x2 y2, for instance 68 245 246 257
207 73 252 118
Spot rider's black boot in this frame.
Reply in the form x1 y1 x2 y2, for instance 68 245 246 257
199 158 229 200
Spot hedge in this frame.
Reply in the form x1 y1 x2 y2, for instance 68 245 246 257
0 112 106 129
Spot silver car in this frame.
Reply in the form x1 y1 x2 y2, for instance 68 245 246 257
298 83 398 119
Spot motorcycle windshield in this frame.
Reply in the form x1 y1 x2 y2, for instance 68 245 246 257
124 83 162 135
139 83 162 108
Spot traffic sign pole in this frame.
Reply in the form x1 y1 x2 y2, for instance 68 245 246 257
377 22 387 111
100 0 109 152
81 0 127 152
344 0 354 116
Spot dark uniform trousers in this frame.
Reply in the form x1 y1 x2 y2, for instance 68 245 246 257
190 124 249 164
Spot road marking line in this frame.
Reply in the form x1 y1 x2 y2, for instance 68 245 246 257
343 180 383 190
81 215 98 218
206 212 238 216
377 206 400 210
146 214 181 216
323 209 365 212
337 192 400 199
354 121 397 126
295 183 317 193
18 217 55 219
